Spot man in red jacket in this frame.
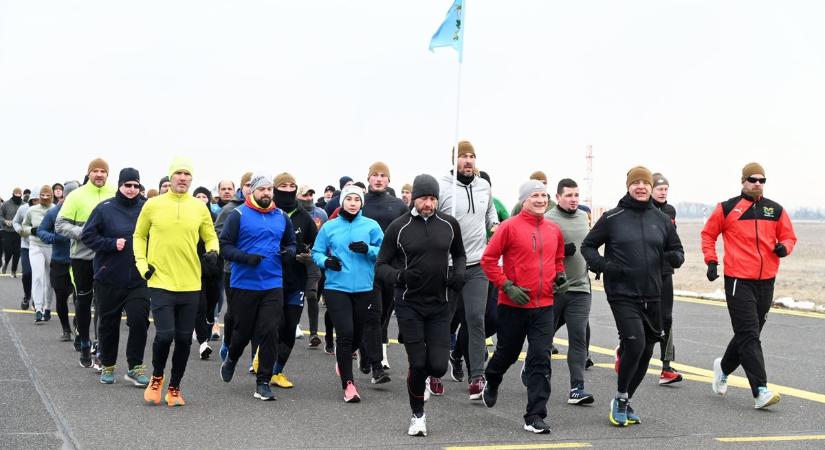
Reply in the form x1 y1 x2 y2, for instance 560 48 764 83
479 180 565 435
701 162 796 410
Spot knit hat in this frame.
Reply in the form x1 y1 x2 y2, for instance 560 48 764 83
158 176 170 190
367 161 391 180
652 172 669 188
324 185 336 193
40 185 53 196
273 172 296 188
13 187 22 196
518 180 546 205
452 140 476 163
249 173 274 192
741 162 765 182
193 186 212 200
401 183 412 193
412 174 439 201
62 181 80 199
240 172 253 188
339 176 353 189
118 167 140 187
626 165 653 188
87 158 109 174
529 171 548 183
340 185 364 206
167 156 194 179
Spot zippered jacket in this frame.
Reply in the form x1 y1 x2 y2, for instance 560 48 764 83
438 173 499 265
581 194 684 302
56 182 116 260
312 212 383 293
37 205 71 264
481 209 565 309
81 192 146 288
701 192 796 280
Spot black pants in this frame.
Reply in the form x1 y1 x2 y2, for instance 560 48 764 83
49 261 74 332
658 274 675 363
195 275 222 344
325 289 381 388
721 276 774 397
485 305 554 423
20 248 32 299
228 287 283 385
221 271 235 347
149 288 199 388
358 284 385 370
2 230 20 273
276 291 304 370
71 259 95 343
96 283 150 368
397 299 450 415
324 309 335 347
610 299 662 398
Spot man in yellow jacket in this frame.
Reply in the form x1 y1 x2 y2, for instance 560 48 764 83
134 157 219 407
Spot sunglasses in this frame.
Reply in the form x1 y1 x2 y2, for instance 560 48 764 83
746 177 767 184
123 182 141 189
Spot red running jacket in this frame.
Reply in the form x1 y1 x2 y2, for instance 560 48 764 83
701 193 796 280
481 209 565 309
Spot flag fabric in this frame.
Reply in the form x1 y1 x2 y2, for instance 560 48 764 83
429 0 464 62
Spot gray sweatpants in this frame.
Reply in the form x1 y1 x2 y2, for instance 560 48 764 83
449 264 489 379
553 290 591 389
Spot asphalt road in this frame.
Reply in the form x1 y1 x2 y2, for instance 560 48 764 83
1 273 823 450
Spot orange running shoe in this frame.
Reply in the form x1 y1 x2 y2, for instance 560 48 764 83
165 386 186 407
144 375 164 405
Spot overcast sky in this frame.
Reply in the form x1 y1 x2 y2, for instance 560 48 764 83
1 0 823 209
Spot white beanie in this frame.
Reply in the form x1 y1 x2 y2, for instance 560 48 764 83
249 173 273 192
519 180 547 204
340 185 364 206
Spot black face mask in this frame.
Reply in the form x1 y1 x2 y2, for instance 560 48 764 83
11 196 22 205
456 172 475 186
274 189 297 212
339 208 358 222
116 189 140 207
298 198 314 212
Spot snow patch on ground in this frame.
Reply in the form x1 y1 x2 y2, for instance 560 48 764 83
675 290 825 313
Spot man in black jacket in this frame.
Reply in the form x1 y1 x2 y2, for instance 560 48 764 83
361 161 408 375
81 168 151 387
376 174 466 437
581 166 684 428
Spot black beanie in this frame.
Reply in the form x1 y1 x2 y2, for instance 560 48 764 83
118 168 140 187
339 176 353 189
412 174 439 201
193 186 212 200
158 176 170 190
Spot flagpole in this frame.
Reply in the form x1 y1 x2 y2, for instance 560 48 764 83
451 1 465 214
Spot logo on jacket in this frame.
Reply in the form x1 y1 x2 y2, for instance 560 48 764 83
762 207 775 218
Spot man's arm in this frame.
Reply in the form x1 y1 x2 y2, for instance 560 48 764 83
480 222 508 287
580 215 609 274
55 196 84 240
700 203 724 264
133 203 151 278
776 208 797 255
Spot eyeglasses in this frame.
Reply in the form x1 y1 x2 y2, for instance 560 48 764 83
746 177 767 184
123 183 140 189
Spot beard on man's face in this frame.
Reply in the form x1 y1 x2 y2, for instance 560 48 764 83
256 195 272 208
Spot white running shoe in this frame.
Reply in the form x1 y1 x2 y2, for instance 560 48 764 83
754 387 780 409
199 341 212 360
712 357 728 396
295 324 304 339
407 414 427 437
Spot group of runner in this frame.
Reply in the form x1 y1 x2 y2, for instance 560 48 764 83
0 148 796 436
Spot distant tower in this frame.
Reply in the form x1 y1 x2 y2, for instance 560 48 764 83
584 145 594 209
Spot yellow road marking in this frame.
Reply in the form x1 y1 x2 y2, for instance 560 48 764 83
716 434 825 442
445 443 592 450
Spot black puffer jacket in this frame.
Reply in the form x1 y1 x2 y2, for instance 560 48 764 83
652 199 678 275
362 189 407 232
581 194 684 302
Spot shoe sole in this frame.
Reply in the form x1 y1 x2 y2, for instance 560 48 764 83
253 392 276 401
371 375 391 384
144 396 162 405
200 346 213 360
99 378 115 384
408 430 427 437
523 425 550 434
755 394 781 409
344 396 361 403
658 377 683 385
124 374 148 388
79 360 93 368
568 396 595 405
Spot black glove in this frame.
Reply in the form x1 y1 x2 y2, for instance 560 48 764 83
144 264 156 280
203 251 218 266
554 272 567 287
564 242 576 257
664 250 682 268
30 226 38 236
447 272 465 292
503 280 531 305
348 241 369 254
304 289 318 303
324 256 342 271
773 243 788 258
706 261 719 281
246 254 264 266
602 260 623 278
396 268 423 287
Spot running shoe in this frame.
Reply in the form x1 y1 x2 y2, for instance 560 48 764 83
20 297 30 310
371 368 391 384
144 375 164 405
79 345 93 368
34 311 43 323
626 404 641 424
44 310 51 321
568 387 595 405
468 376 486 400
254 383 276 401
659 368 683 385
125 364 150 387
165 386 185 406
100 365 116 384
295 324 304 339
324 342 335 355
754 387 780 409
551 344 559 354
585 357 595 370
425 376 443 395
270 373 294 389
448 352 464 382
407 414 427 437
199 341 212 360
609 397 629 427
93 356 102 373
482 381 498 408
712 357 728 396
308 334 322 349
343 381 360 403
523 418 551 434
211 323 221 341
60 331 72 342
219 341 228 362
221 357 237 383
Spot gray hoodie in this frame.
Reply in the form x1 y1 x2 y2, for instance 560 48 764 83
438 173 499 265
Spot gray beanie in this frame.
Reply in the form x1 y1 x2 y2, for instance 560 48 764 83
62 181 81 200
249 173 273 192
652 172 669 188
411 174 439 201
340 185 364 206
518 180 546 205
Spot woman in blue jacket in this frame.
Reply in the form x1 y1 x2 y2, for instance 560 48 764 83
312 185 384 403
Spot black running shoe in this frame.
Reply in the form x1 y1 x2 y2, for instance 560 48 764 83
482 381 498 408
585 357 595 370
324 342 335 355
524 418 551 434
308 334 322 349
221 357 237 383
254 383 276 401
448 351 464 382
370 368 391 384
60 331 72 342
20 298 30 311
79 346 93 368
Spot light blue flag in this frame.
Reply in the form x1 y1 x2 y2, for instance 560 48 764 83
429 0 464 62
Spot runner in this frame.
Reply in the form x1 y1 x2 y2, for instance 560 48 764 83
22 185 55 323
1 187 23 278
